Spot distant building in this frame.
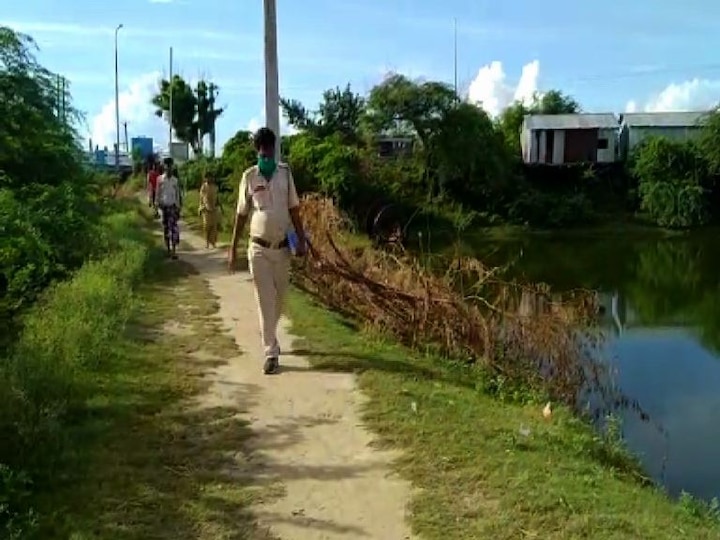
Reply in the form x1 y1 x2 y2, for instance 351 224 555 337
376 136 414 158
521 113 620 165
131 136 154 160
619 111 708 158
169 142 189 163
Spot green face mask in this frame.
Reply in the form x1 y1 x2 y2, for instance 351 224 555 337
257 155 277 178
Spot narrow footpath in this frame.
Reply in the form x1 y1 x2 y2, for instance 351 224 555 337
176 226 415 539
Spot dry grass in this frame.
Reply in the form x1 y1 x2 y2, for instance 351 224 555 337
295 195 606 406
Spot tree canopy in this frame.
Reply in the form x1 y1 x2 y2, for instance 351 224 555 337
364 74 457 145
151 76 224 155
281 84 365 143
0 27 83 191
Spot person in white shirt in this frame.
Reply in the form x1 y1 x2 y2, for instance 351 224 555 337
156 157 183 259
228 127 307 375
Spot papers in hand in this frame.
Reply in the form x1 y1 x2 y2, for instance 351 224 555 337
287 231 310 255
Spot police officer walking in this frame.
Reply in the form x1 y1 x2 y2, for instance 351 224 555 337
228 127 307 375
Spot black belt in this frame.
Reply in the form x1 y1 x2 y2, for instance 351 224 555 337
251 236 288 249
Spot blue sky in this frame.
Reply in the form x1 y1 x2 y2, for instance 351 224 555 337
4 0 720 151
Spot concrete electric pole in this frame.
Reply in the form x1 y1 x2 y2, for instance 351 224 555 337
114 23 123 174
263 0 280 161
209 82 217 158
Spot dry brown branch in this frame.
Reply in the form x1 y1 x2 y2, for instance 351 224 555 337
294 194 609 406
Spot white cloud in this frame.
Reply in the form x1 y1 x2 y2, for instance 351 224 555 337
246 108 298 137
626 78 720 112
466 60 540 117
88 72 167 151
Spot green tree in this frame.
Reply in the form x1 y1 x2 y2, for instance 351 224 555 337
0 27 83 190
697 108 720 175
497 102 529 157
222 129 256 172
281 84 365 143
195 80 224 154
430 102 513 207
364 73 456 147
531 89 580 115
0 27 102 335
631 136 708 228
151 75 224 155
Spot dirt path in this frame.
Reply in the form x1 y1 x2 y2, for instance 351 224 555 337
176 228 415 539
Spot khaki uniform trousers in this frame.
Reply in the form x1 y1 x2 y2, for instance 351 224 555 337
247 241 291 358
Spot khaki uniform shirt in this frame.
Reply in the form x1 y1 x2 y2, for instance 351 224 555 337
236 163 300 244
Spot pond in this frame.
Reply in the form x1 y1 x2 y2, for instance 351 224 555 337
460 230 720 502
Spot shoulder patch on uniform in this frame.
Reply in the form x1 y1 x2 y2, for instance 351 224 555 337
242 165 259 176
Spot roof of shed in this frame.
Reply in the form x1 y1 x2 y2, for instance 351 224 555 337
621 111 709 127
523 113 619 130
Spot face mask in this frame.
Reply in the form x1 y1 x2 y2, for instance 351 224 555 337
257 155 277 178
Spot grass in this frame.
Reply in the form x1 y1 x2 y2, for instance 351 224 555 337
2 200 277 539
284 289 720 540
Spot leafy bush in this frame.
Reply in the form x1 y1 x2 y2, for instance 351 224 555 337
0 28 108 348
631 137 709 228
0 27 154 535
0 206 151 536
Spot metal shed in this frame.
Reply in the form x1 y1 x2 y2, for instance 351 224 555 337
521 113 620 165
619 111 709 156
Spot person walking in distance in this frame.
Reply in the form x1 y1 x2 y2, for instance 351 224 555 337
228 127 307 375
146 161 160 216
198 174 221 248
156 157 182 259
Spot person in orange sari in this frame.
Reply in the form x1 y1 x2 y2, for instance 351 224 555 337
198 175 221 248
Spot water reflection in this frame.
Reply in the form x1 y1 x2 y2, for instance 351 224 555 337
458 231 720 501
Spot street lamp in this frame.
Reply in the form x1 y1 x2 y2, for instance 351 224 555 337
114 23 123 174
263 0 280 162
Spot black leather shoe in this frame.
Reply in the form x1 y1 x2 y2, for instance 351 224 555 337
263 357 279 375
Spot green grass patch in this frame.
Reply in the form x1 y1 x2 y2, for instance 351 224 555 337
1 200 275 539
285 289 720 540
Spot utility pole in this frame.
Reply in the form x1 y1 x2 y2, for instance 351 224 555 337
56 75 61 119
60 76 66 122
453 18 458 103
263 0 280 162
168 46 174 157
55 75 67 121
209 82 217 158
114 23 123 174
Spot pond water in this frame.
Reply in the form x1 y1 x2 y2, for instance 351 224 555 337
462 230 720 502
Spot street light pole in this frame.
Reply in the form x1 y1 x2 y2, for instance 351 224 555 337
263 0 280 162
168 46 173 156
114 23 123 174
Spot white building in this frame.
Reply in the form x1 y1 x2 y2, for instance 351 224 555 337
521 113 620 165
